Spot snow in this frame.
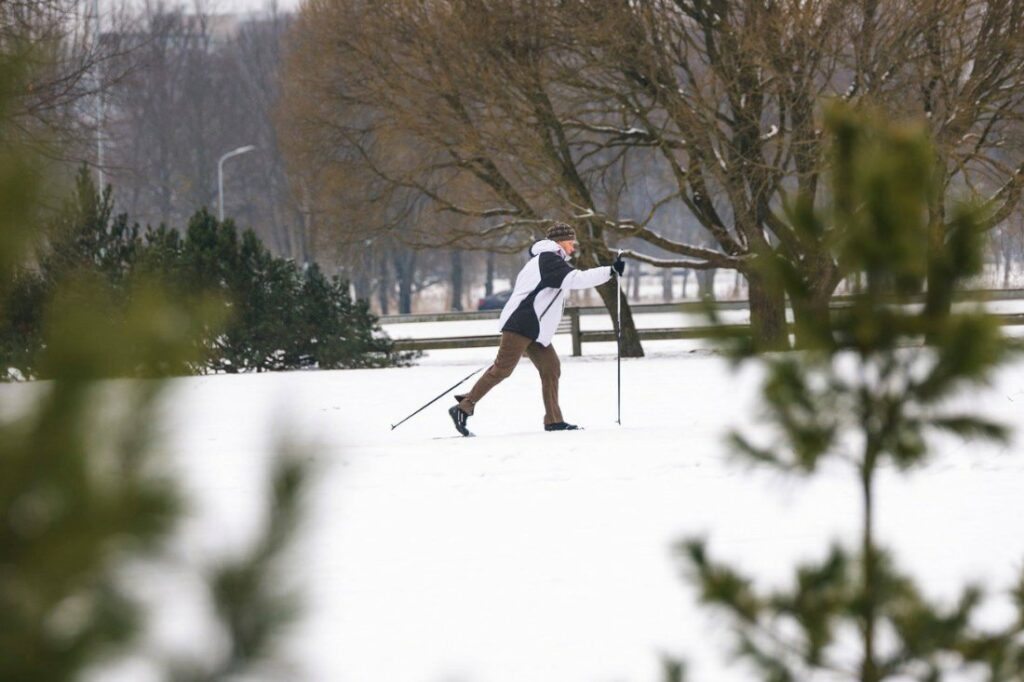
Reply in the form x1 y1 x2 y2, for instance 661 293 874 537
4 349 1024 681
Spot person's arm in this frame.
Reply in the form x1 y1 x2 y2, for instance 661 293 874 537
538 251 614 291
560 264 613 290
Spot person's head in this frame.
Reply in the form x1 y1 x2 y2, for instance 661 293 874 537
546 222 577 256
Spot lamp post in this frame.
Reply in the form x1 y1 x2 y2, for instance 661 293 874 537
217 145 256 222
93 0 105 188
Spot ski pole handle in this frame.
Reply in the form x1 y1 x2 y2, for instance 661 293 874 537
612 249 625 277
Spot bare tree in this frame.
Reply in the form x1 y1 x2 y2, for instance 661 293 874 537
895 0 1024 321
228 7 310 261
280 0 648 354
281 0 1024 350
545 0 1022 346
102 3 307 259
103 2 223 226
1 0 136 170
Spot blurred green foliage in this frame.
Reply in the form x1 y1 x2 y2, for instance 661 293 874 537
0 281 189 680
2 167 414 380
0 60 42 299
168 453 310 682
1 53 311 681
677 106 1024 681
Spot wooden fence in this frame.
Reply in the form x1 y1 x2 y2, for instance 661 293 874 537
381 289 1024 355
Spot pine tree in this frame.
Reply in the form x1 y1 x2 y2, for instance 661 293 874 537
2 182 413 379
0 268 45 379
0 59 185 678
42 167 143 288
298 263 414 370
678 106 1024 681
1 55 311 681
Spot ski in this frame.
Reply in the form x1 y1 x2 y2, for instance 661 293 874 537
430 427 589 439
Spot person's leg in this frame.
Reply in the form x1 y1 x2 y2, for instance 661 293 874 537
456 331 532 415
525 341 563 425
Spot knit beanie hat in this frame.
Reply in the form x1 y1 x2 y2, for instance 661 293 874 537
546 222 576 243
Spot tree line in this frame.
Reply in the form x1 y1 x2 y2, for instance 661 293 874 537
11 0 1024 350
1 168 411 381
281 0 1024 355
90 1 512 316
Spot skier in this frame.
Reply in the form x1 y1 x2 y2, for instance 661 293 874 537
449 222 625 435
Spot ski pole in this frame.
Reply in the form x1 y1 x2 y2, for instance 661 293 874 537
616 249 622 426
390 366 485 431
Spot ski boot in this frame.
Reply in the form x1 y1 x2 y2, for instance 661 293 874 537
544 422 580 432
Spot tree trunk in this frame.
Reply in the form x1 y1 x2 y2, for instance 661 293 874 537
859 450 880 682
629 266 640 299
352 274 370 303
485 251 495 296
377 252 390 315
576 243 644 357
298 209 313 265
791 287 835 349
391 249 416 314
791 259 841 349
596 278 644 357
746 268 788 351
661 268 673 301
1003 234 1012 287
450 249 464 311
681 269 690 298
398 277 413 314
352 248 373 303
697 268 716 300
923 200 950 342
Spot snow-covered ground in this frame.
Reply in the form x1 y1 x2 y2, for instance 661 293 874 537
5 348 1024 681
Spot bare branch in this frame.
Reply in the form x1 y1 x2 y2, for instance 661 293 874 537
620 248 738 271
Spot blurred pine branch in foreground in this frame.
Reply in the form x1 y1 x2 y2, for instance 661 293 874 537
674 105 1024 682
1 52 311 682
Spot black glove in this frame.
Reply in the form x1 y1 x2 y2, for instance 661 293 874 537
611 254 625 276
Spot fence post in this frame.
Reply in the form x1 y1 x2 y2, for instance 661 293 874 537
569 306 582 356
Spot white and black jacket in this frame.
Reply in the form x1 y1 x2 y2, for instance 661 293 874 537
498 239 613 346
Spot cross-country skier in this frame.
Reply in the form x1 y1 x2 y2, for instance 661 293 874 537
449 222 625 436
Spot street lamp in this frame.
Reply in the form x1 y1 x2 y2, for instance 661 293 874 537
217 145 256 222
92 0 105 189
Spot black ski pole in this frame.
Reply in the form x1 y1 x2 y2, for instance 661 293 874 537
390 366 485 431
615 250 622 425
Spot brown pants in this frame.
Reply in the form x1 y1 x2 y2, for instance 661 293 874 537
457 331 563 425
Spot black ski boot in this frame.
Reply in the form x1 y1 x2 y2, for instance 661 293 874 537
448 404 472 437
544 422 581 432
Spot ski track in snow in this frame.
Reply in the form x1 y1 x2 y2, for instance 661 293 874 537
5 350 1024 682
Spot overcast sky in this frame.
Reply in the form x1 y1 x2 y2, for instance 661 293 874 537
215 0 302 15
105 0 303 19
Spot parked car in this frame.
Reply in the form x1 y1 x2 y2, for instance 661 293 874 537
478 289 512 311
